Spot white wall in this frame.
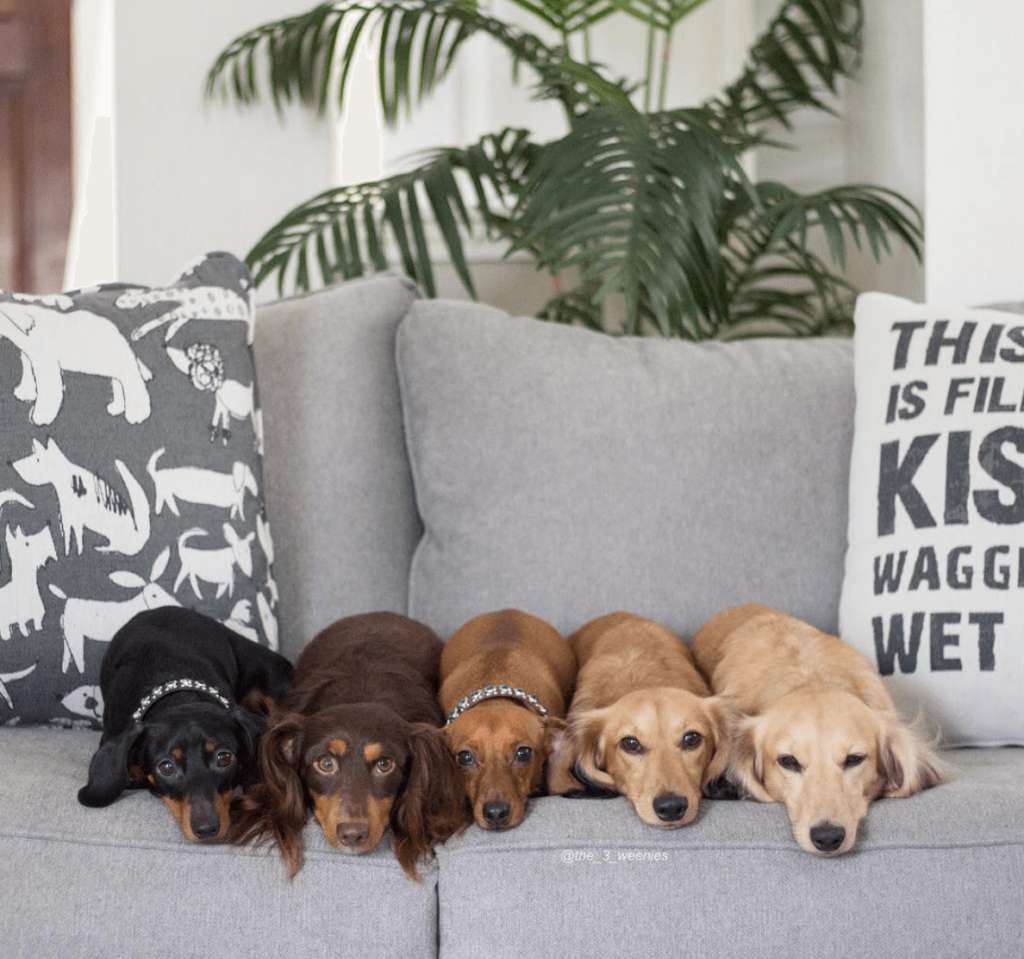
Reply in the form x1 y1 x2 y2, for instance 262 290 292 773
923 3 1024 304
68 0 336 293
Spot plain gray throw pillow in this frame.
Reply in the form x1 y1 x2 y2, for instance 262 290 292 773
397 300 855 639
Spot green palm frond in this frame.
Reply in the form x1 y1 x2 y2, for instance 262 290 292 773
721 180 922 335
614 0 711 31
514 106 752 337
538 282 606 330
709 0 863 133
247 128 537 297
510 0 618 34
206 0 629 124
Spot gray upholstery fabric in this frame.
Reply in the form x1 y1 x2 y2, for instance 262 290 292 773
438 748 1024 959
398 301 855 637
0 728 438 959
256 275 422 656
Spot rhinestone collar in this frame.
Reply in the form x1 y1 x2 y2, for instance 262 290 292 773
445 683 549 727
131 678 232 724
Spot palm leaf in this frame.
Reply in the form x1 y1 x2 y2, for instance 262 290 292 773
613 0 712 31
721 179 922 335
246 128 537 297
708 0 863 133
514 106 752 336
206 0 629 124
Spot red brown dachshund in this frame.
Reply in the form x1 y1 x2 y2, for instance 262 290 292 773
233 613 468 878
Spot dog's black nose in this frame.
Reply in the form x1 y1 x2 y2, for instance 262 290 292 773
191 818 220 840
810 822 846 853
338 822 369 848
482 801 511 826
653 793 688 822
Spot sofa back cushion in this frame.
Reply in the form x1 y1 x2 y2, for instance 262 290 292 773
256 275 422 657
397 301 854 638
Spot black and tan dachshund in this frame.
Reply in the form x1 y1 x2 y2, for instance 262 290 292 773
78 606 293 842
233 612 468 878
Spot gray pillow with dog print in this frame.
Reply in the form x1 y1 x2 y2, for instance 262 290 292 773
0 252 280 727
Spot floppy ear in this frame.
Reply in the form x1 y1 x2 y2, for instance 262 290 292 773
701 696 740 789
78 724 146 807
726 714 773 803
232 713 308 878
878 713 947 798
231 705 266 784
392 724 469 881
569 708 617 793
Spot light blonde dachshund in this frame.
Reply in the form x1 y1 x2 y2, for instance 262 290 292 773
440 610 575 831
692 604 946 857
548 613 731 828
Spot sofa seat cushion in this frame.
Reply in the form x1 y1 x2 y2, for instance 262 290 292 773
0 729 437 959
436 748 1024 959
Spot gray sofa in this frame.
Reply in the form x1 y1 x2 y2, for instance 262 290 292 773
2 274 1021 959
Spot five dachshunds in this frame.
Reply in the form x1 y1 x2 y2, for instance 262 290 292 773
235 612 467 877
78 606 293 841
80 602 949 869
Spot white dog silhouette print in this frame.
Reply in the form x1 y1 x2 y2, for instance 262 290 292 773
147 448 258 519
222 599 260 644
12 438 151 556
0 662 36 710
121 285 255 344
0 523 57 641
61 684 104 722
175 523 254 600
50 546 178 674
0 299 152 425
165 343 255 445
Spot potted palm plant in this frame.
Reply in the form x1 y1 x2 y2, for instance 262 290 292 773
207 0 921 338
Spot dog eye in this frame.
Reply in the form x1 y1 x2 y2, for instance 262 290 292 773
456 750 476 768
315 756 338 775
156 759 176 777
619 736 644 755
680 731 704 751
843 753 866 769
214 749 234 769
777 754 802 773
374 757 395 774
513 745 533 764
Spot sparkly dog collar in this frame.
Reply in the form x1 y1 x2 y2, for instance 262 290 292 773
131 678 232 723
445 684 549 727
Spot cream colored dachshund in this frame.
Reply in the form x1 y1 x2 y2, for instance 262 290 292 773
548 613 731 827
692 604 946 856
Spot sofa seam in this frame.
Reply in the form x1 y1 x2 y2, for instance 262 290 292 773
0 828 436 873
394 311 429 620
437 837 1024 859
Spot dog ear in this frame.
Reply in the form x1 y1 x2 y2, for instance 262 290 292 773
392 724 469 881
78 724 146 807
569 708 616 792
701 696 740 789
243 712 308 878
878 713 947 798
231 705 266 783
726 714 773 803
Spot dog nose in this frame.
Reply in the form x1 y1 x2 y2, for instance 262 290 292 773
810 822 846 853
190 811 221 840
482 800 511 826
338 822 369 848
653 793 688 822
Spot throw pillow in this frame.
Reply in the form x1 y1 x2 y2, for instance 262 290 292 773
396 299 855 640
0 252 280 728
840 293 1024 746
